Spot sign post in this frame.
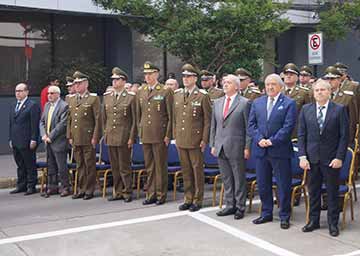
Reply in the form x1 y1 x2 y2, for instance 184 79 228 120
308 32 323 77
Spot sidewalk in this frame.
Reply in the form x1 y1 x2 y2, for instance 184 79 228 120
0 153 46 189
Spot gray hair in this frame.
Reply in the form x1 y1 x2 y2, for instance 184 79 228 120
48 85 61 94
265 73 285 87
225 74 240 88
313 78 331 90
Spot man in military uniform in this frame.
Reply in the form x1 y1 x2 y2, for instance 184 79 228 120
200 70 224 103
282 63 311 138
324 66 358 145
235 68 262 101
103 67 137 202
67 71 102 200
65 76 76 104
137 61 173 205
174 64 212 212
299 65 313 89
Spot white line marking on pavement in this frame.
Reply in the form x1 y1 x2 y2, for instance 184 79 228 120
333 250 360 256
190 212 301 256
0 206 219 246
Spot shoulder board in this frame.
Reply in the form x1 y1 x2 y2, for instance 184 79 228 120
128 91 136 96
199 89 208 95
68 94 76 98
103 91 112 96
250 89 261 94
343 90 354 96
298 86 310 91
174 88 184 94
89 93 98 96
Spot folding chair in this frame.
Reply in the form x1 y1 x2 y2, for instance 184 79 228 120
167 143 182 200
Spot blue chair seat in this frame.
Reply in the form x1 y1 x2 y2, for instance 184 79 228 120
36 161 47 168
321 184 349 194
272 177 302 186
96 163 111 170
204 168 220 176
67 163 77 169
168 166 181 173
131 164 145 170
246 173 256 181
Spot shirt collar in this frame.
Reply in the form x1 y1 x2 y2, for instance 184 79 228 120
19 96 28 104
316 100 329 110
226 93 237 101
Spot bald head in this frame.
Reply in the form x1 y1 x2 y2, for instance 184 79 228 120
165 79 179 91
15 83 29 101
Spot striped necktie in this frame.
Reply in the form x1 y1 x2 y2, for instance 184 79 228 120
317 106 325 133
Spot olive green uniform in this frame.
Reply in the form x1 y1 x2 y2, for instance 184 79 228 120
241 87 262 101
137 84 173 202
173 87 212 205
66 92 102 195
103 90 137 199
207 87 224 104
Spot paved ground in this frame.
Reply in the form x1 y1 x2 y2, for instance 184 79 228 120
0 184 359 256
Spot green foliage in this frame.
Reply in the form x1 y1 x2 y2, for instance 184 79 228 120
318 0 360 41
93 0 291 79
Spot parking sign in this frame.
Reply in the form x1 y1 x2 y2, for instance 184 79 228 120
308 32 323 65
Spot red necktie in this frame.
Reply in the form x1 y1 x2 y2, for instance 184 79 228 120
223 97 231 118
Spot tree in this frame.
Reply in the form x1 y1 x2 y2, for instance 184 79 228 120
317 0 360 41
93 0 291 78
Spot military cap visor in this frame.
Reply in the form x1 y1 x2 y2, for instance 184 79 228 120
324 73 341 79
143 62 160 73
73 71 89 83
66 81 74 86
111 74 127 79
182 70 198 76
300 71 311 76
283 68 299 75
235 68 252 79
201 76 213 81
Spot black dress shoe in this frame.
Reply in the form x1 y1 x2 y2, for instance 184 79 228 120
72 193 85 199
280 220 290 229
10 188 26 194
24 188 37 195
107 196 124 201
329 225 339 237
189 204 202 212
155 199 165 205
142 198 157 205
179 203 192 211
83 194 94 200
124 197 132 203
216 207 236 217
234 209 245 220
253 216 273 225
302 221 320 232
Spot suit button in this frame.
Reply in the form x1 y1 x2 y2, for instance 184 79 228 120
114 107 117 110
182 120 185 123
84 113 87 116
181 127 185 130
74 126 77 128
113 126 116 129
148 121 151 124
74 120 77 122
113 120 116 122
114 113 117 115
75 113 78 116
197 131 200 134
148 115 151 118
148 102 150 105
183 112 186 115
76 107 78 110
148 108 151 111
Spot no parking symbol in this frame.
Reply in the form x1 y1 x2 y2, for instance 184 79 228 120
308 32 323 65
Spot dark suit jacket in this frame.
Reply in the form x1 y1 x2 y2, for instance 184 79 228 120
210 93 251 159
9 98 41 149
248 93 297 159
297 101 349 165
40 99 69 152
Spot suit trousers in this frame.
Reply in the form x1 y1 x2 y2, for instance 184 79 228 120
74 145 97 195
13 146 37 190
143 143 168 201
218 148 247 211
256 156 292 221
46 144 69 190
178 147 204 205
108 146 132 198
308 163 340 226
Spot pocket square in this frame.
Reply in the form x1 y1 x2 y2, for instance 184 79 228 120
277 105 284 110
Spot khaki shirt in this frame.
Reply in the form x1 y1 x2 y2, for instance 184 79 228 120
137 83 173 144
66 91 102 146
103 90 137 146
241 87 262 101
207 87 224 104
173 87 212 148
284 85 311 114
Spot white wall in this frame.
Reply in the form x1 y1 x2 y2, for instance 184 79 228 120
0 0 114 14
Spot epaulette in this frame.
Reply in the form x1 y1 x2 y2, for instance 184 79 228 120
128 91 136 96
67 94 76 97
343 90 354 96
103 91 112 96
89 93 98 96
298 86 310 91
250 89 261 94
174 88 184 94
199 89 208 95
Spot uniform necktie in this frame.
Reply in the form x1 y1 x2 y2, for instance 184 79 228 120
185 91 190 98
115 93 119 100
317 106 325 134
267 97 274 120
223 97 231 118
15 101 21 112
285 88 291 95
47 104 55 134
331 92 335 100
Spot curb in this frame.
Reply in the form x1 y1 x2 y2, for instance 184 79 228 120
0 177 17 189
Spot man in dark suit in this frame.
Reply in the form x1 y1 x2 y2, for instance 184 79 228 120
9 83 41 195
210 74 251 219
248 73 297 229
298 79 349 237
40 85 70 197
